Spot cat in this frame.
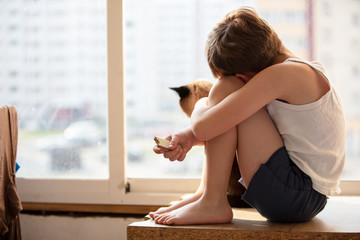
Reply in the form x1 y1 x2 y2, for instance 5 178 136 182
170 79 213 118
170 79 249 208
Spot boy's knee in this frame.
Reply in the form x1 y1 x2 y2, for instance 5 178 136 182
208 76 245 106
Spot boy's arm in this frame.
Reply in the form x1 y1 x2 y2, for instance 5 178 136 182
190 66 286 141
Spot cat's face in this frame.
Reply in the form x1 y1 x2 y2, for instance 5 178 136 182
170 79 213 117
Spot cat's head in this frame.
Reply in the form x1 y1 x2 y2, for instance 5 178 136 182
170 79 213 117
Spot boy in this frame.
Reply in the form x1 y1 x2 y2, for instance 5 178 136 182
151 7 345 225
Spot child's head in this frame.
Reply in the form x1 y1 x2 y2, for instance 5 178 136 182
206 7 284 78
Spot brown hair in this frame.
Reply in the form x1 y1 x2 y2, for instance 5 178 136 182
206 7 283 78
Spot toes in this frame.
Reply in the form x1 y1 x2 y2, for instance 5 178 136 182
149 212 155 218
153 212 178 225
149 207 168 218
163 216 176 225
154 213 169 224
153 214 161 223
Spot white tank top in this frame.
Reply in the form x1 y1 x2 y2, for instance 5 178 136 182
266 58 346 196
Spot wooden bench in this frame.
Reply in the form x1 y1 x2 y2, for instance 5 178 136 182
127 196 360 239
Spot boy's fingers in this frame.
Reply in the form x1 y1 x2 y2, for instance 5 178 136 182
168 140 176 149
169 134 181 148
178 152 186 162
163 147 179 159
169 148 183 162
153 145 165 153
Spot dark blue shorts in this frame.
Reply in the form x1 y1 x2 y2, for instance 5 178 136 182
242 147 327 222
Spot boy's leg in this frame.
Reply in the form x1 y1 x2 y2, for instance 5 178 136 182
154 76 283 225
207 76 284 191
149 161 206 218
153 126 237 225
153 78 242 225
207 76 284 188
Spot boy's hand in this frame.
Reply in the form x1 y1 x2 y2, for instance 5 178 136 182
153 128 195 162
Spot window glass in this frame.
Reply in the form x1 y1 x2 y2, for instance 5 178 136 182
124 0 360 180
124 0 251 178
311 0 360 180
0 0 108 179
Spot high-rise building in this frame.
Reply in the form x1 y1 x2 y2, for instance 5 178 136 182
0 0 107 129
256 0 310 59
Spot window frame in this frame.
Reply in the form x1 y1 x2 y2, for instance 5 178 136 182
17 0 360 210
17 0 199 207
17 0 126 205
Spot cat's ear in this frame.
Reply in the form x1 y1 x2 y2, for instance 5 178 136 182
170 86 190 98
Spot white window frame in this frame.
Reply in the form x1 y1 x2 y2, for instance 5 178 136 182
17 0 199 206
16 0 360 208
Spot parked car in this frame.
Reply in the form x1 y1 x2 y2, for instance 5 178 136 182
64 120 106 147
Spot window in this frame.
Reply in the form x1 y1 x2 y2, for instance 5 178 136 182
1 0 126 205
1 0 358 207
124 0 360 196
124 0 360 180
2 0 108 179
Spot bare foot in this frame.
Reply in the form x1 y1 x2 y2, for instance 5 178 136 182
153 197 233 225
149 192 202 219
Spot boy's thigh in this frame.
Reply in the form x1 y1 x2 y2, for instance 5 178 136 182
236 106 284 188
242 147 327 222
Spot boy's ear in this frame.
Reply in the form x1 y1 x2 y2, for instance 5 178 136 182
235 73 255 83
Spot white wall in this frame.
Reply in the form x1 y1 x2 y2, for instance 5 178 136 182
20 213 143 240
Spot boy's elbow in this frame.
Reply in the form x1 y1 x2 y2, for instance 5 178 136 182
191 121 211 141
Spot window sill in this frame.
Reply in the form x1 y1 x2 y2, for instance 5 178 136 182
128 196 360 239
21 202 162 215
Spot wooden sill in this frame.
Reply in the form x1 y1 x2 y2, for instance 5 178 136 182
21 202 162 215
128 196 360 240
